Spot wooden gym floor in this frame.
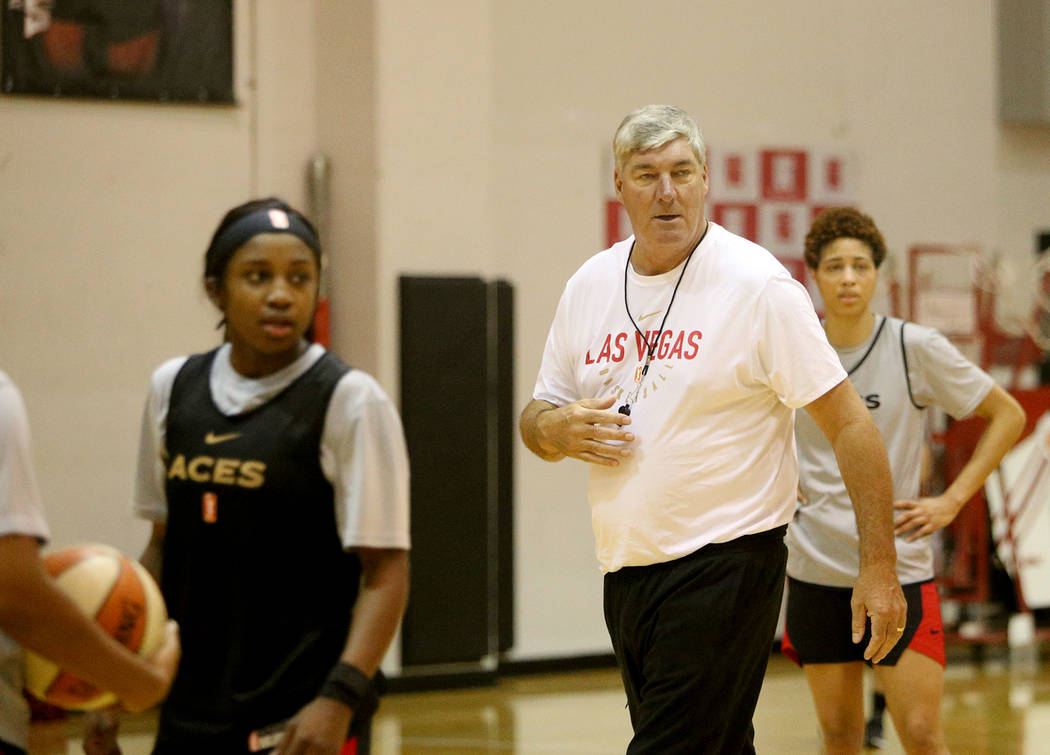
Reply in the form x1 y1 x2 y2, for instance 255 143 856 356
34 646 1050 754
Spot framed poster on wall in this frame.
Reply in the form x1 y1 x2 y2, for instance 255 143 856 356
2 0 233 103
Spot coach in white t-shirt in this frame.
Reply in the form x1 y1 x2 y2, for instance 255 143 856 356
520 105 906 754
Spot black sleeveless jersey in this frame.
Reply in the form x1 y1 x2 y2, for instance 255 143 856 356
156 348 360 748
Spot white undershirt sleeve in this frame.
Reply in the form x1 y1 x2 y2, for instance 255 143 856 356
321 372 411 550
907 326 995 419
131 357 186 524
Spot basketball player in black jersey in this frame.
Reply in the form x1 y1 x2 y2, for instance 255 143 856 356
84 199 411 755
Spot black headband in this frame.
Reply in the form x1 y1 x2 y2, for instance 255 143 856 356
209 207 321 273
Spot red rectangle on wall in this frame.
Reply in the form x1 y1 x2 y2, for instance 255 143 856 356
711 203 758 241
760 150 808 201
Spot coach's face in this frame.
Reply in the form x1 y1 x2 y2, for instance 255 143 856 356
615 137 709 275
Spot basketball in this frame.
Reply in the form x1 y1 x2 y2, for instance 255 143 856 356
23 543 168 711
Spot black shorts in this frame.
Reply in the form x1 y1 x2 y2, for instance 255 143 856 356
783 577 944 667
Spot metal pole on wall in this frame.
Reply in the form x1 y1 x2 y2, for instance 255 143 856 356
307 152 332 347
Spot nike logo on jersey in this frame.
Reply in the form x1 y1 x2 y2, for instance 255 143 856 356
204 431 242 445
863 394 881 409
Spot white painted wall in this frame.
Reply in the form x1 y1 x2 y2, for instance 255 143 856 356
1 0 1047 664
372 0 495 392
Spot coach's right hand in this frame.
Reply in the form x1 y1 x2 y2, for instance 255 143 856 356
520 396 635 466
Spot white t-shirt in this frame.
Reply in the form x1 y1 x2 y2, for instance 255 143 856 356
533 223 846 572
133 344 411 551
788 315 995 586
0 370 51 750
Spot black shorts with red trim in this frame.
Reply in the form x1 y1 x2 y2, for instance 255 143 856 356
782 577 945 667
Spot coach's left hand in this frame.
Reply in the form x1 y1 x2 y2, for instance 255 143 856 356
850 561 907 664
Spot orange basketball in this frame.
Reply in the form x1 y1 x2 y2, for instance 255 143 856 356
23 543 168 711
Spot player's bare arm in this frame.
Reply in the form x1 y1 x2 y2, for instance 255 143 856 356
140 522 166 584
894 385 1026 541
520 397 635 466
803 378 907 663
276 547 408 754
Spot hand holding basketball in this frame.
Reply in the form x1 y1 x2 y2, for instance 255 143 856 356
23 543 174 711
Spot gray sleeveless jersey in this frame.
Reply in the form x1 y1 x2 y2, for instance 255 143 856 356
787 316 995 587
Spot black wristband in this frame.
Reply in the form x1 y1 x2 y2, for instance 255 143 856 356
318 663 379 720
